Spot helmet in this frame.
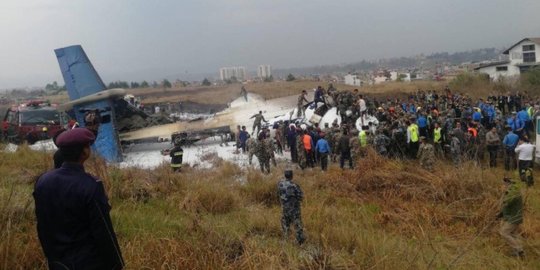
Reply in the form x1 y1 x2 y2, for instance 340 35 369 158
284 170 293 179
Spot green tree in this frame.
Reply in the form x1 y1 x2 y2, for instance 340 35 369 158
162 79 172 88
202 78 212 86
286 73 296 81
130 82 140 88
141 81 149 88
521 67 540 90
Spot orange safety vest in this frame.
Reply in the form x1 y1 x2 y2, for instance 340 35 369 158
303 134 312 150
467 127 477 138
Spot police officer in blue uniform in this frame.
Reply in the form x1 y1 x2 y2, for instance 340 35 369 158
33 128 124 270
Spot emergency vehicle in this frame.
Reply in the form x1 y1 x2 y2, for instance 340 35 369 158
2 101 66 144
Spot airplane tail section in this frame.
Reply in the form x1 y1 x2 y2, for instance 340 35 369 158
55 45 123 162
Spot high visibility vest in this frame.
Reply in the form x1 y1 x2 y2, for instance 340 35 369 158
527 107 534 118
303 134 312 150
468 127 477 138
434 128 442 143
408 124 419 142
359 130 367 147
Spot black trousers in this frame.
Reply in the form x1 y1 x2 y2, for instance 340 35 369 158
319 152 329 171
340 151 353 169
487 145 498 167
504 148 516 171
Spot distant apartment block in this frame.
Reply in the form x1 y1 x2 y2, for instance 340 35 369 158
257 65 272 78
219 66 246 81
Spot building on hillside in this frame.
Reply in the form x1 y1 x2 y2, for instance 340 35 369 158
344 74 364 86
257 65 272 79
219 66 246 81
475 37 540 80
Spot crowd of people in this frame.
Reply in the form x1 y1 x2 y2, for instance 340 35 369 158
235 84 536 256
239 85 538 178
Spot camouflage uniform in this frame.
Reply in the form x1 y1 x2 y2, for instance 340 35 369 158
349 131 361 163
418 142 435 171
277 179 305 244
297 93 308 118
265 137 277 167
254 139 270 173
450 136 462 167
247 138 257 165
373 133 391 156
330 127 341 162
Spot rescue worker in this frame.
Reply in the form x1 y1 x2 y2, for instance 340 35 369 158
240 85 248 101
315 133 331 171
338 129 353 169
515 138 535 186
33 128 124 269
170 141 184 172
247 136 257 165
277 169 305 245
417 136 435 171
297 90 309 117
250 111 268 135
486 126 501 168
255 132 271 174
407 120 420 159
433 122 443 157
503 127 519 171
449 131 461 167
349 129 361 163
497 177 524 257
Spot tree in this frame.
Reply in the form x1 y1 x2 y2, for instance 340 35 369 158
263 75 274 82
162 79 172 88
202 78 212 86
151 81 158 88
130 82 140 88
286 73 296 81
141 81 149 88
397 74 407 82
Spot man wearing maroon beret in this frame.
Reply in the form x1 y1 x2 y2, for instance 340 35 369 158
33 128 124 269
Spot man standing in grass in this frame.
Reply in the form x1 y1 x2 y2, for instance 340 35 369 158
33 128 124 269
278 169 305 245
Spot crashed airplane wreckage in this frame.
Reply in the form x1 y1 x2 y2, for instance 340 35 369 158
55 45 377 163
54 45 235 162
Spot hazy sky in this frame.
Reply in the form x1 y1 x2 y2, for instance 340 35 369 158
1 0 539 89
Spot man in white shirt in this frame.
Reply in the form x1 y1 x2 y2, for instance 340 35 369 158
515 138 535 186
358 95 367 125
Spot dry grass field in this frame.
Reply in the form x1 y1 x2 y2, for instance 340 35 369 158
1 146 540 269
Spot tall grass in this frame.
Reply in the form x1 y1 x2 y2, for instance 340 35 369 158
1 146 539 269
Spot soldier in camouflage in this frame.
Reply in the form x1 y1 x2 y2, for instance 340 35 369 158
296 132 307 169
297 90 309 118
277 170 305 245
247 137 257 165
254 132 271 173
417 136 435 171
449 132 462 167
349 129 361 164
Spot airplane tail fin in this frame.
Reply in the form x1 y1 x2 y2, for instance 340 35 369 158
54 45 107 100
55 45 123 162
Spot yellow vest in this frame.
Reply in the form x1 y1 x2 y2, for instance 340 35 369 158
434 128 441 143
408 124 419 143
359 130 367 147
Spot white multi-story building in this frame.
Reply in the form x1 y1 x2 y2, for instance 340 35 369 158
257 65 272 78
219 66 246 81
475 37 540 80
344 74 363 86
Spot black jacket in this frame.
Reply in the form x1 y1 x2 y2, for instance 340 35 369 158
33 163 124 270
